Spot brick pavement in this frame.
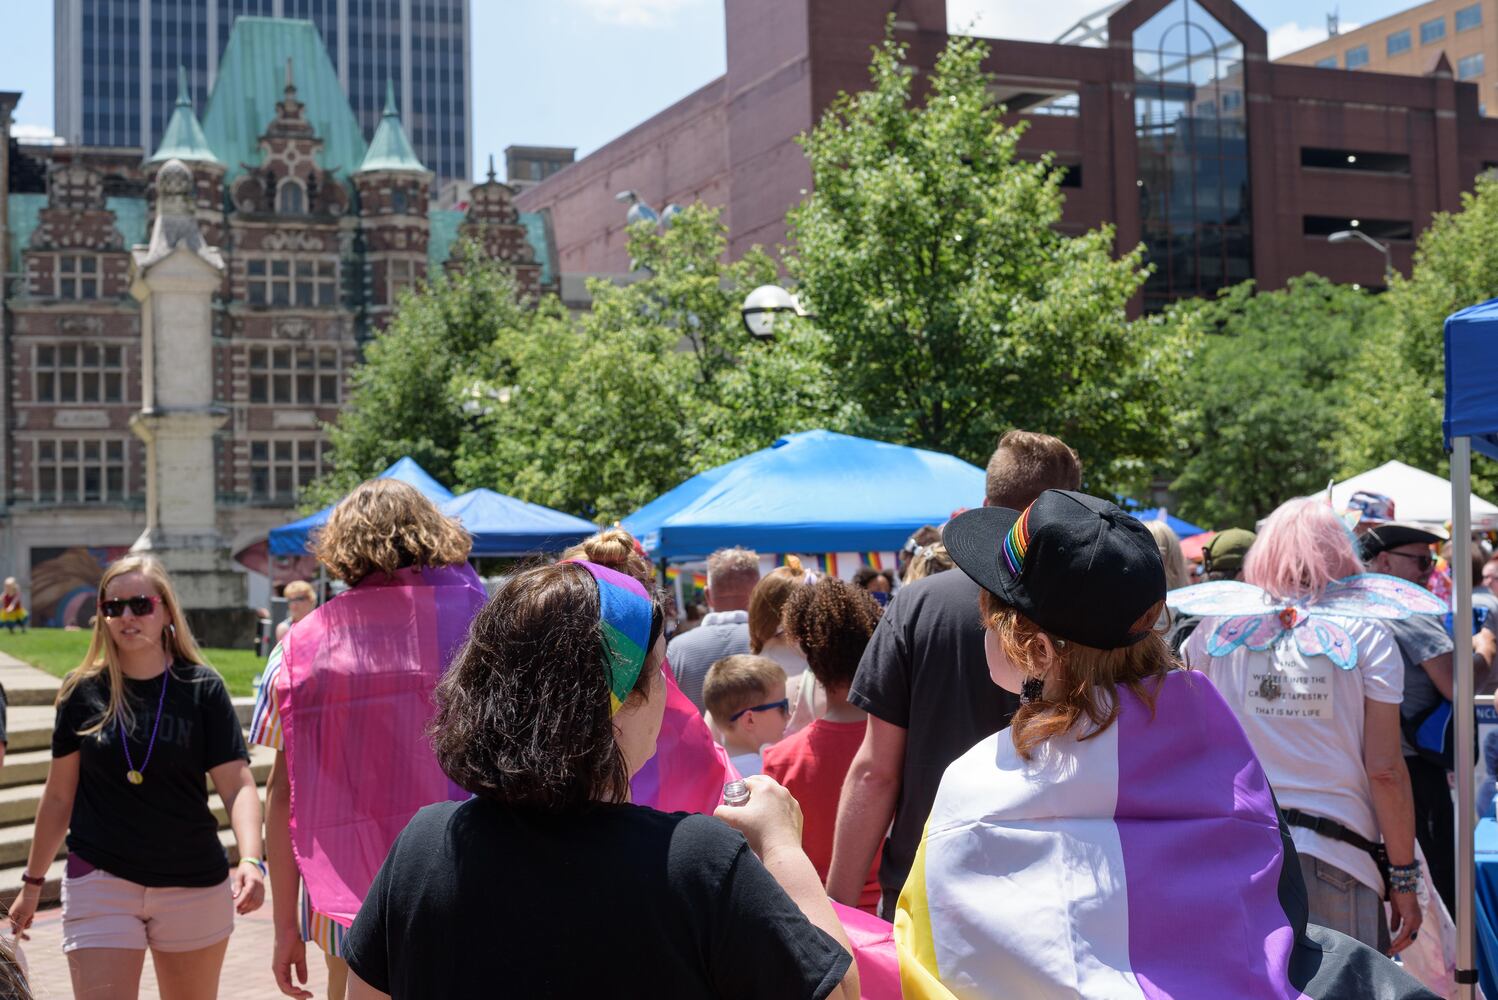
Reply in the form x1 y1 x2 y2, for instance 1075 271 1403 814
20 884 331 999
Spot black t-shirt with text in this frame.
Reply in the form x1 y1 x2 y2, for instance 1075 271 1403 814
52 661 248 887
849 568 1020 909
345 799 851 999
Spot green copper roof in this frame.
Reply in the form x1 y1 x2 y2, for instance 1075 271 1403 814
6 194 151 271
426 208 554 287
201 17 366 181
358 81 426 174
149 66 221 165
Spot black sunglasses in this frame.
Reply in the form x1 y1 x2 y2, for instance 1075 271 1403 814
1386 551 1435 573
98 595 161 619
729 699 790 723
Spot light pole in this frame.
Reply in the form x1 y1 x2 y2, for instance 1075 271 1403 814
740 284 801 339
1328 229 1393 282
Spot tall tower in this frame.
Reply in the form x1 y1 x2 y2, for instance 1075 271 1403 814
354 81 431 329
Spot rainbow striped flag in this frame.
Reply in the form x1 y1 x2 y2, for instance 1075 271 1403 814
664 566 680 583
815 553 839 577
861 552 883 569
895 670 1433 998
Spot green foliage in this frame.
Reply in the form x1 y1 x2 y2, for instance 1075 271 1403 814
1336 175 1498 495
1168 277 1378 527
786 27 1192 495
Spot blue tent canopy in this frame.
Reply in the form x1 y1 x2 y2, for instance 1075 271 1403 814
1445 297 1498 459
440 488 597 557
1128 508 1205 538
620 430 986 559
267 457 455 556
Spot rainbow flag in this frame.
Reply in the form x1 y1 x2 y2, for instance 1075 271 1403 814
896 670 1434 998
664 566 680 583
691 572 707 589
861 552 883 570
814 553 839 577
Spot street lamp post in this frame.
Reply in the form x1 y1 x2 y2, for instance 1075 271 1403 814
740 284 801 339
1327 229 1393 282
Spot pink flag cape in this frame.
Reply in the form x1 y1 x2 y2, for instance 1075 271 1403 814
278 563 487 928
638 661 901 999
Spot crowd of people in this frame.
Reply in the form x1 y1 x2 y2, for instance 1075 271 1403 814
3 426 1488 998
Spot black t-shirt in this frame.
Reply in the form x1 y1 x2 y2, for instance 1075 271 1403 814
848 568 1020 907
52 662 248 887
345 799 852 999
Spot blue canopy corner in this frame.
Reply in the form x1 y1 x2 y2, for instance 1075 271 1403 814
440 488 596 557
1445 297 1498 461
267 457 454 556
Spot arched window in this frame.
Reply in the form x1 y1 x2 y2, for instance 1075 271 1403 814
278 179 306 215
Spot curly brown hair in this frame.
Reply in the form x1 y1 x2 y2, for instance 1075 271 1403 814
979 587 1172 761
431 561 664 810
561 528 655 591
781 577 881 691
312 479 472 585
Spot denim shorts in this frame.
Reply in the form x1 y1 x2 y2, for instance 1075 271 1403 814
1298 854 1390 954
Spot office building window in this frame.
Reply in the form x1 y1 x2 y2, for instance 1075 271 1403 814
1460 52 1486 79
1387 29 1412 55
1422 16 1446 43
1315 56 1338 68
245 257 339 308
247 345 341 405
56 255 100 299
1457 3 1483 32
1345 45 1370 69
34 438 128 503
249 438 328 501
34 344 126 404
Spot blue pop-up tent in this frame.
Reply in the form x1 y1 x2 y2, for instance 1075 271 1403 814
621 430 986 559
440 488 596 557
267 457 454 556
1128 507 1205 538
1442 298 1498 999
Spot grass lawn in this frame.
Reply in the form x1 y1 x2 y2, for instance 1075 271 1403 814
0 629 266 697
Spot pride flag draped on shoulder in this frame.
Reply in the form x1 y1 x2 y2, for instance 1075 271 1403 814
896 670 1437 999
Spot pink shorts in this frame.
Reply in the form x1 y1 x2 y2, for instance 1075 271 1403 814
61 868 233 953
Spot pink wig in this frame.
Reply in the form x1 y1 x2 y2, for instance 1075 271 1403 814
1243 497 1364 601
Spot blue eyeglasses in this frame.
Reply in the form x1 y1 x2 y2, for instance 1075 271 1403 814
729 699 790 722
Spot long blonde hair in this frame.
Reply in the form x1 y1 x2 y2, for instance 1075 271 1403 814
57 555 207 735
1144 521 1191 591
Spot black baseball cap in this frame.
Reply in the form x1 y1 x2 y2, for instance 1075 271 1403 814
942 490 1167 650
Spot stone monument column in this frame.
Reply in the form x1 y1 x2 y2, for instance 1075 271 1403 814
129 158 253 646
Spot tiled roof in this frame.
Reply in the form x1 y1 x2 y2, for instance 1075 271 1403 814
201 17 367 181
357 81 427 175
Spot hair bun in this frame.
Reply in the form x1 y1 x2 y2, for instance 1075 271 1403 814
783 555 803 573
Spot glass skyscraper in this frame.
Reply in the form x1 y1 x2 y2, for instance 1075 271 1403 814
54 0 471 184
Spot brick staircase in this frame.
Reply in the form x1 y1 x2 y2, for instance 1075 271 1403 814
0 657 270 909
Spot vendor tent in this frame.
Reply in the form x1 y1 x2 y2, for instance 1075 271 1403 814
1441 297 1498 998
267 457 454 556
1329 459 1498 530
439 488 596 557
621 430 985 559
1129 507 1204 537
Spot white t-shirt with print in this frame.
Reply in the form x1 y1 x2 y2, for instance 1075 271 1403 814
1183 618 1403 894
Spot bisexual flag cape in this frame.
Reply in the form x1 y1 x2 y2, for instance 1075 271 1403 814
278 563 487 928
630 661 738 814
896 670 1437 1000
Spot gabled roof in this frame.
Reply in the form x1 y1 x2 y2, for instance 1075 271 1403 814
201 17 367 181
149 66 221 166
358 81 428 175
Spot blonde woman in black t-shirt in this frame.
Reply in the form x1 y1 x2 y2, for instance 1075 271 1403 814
6 555 265 1000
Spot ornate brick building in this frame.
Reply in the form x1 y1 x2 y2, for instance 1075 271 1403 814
0 18 550 624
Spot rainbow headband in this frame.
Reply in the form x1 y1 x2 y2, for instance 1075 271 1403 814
1002 502 1035 575
569 560 653 715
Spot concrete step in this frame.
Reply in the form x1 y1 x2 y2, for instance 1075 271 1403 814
0 780 267 869
0 745 273 825
0 656 61 708
0 828 243 911
7 706 58 754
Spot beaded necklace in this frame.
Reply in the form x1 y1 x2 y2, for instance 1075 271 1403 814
118 665 170 786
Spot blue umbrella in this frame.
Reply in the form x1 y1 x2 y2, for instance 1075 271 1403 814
268 457 455 556
440 488 597 557
621 430 985 559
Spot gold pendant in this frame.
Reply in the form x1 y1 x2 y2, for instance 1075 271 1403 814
126 770 144 785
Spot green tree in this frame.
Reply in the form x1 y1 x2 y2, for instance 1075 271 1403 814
1336 175 1498 494
786 27 1192 494
1168 276 1378 527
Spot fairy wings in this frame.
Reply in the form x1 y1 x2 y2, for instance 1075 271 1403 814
1165 573 1448 670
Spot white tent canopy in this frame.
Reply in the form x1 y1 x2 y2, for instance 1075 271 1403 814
1330 460 1498 531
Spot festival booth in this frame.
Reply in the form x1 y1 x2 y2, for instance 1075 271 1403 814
620 429 987 560
268 457 455 556
1442 297 1498 998
1125 506 1204 538
1330 459 1498 532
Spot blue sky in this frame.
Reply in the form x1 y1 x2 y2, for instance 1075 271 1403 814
0 0 1422 181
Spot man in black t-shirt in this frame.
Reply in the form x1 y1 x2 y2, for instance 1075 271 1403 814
827 430 1082 918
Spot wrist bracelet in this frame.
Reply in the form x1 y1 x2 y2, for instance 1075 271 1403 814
238 856 268 877
18 873 44 887
1388 861 1422 893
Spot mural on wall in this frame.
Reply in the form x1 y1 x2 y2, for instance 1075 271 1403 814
30 546 132 628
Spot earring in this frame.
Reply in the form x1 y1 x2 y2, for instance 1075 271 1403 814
1021 677 1044 705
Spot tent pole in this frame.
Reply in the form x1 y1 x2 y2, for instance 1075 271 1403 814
1453 435 1477 999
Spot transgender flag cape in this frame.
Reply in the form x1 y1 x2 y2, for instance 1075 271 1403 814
278 563 487 928
896 670 1438 1000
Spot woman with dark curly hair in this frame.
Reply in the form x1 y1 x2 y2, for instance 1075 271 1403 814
342 561 860 999
763 578 884 913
